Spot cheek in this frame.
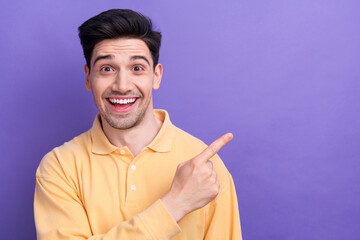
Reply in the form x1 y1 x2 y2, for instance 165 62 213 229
90 79 107 99
142 83 155 97
143 76 155 90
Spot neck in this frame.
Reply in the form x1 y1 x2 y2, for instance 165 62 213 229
101 108 162 156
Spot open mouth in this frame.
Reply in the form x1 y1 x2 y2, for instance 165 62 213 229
106 97 138 112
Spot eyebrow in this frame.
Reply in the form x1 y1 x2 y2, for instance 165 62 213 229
93 55 113 67
92 54 151 67
130 55 151 66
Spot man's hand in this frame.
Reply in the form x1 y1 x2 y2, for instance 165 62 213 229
161 133 233 222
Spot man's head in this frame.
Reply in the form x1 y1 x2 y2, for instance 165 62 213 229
78 9 162 71
79 9 163 130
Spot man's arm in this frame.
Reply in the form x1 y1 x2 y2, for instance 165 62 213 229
34 156 181 240
161 133 233 221
34 133 238 239
161 133 242 239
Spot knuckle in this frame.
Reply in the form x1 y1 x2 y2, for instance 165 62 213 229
192 160 201 169
206 168 213 177
210 186 219 196
188 158 198 168
212 173 217 183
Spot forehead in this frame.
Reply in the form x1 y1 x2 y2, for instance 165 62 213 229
91 38 152 64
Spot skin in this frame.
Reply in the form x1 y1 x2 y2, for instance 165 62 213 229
84 37 233 222
161 132 233 222
85 38 163 156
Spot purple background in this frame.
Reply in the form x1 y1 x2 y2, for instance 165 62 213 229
1 0 359 239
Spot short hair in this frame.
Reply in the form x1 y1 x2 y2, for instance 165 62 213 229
78 9 162 70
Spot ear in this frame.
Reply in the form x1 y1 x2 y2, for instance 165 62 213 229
153 63 163 90
84 65 92 91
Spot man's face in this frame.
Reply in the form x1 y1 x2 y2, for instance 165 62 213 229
85 38 162 129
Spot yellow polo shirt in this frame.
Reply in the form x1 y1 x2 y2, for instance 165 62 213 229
34 110 242 239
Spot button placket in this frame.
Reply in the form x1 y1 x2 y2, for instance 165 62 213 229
128 162 137 194
129 163 137 193
125 152 144 201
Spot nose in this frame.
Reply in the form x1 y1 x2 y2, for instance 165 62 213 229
112 71 133 93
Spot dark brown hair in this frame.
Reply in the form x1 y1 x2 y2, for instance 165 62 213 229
78 9 162 70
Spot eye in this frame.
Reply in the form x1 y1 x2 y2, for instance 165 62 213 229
100 66 113 72
133 65 144 72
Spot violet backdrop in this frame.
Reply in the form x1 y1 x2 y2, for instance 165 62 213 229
0 0 359 239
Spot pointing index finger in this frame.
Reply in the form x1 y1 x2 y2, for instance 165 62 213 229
197 133 233 162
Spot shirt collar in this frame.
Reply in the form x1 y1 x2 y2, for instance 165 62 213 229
147 110 174 153
90 115 118 155
90 109 174 155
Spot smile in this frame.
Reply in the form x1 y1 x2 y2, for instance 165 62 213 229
106 97 138 113
108 97 136 105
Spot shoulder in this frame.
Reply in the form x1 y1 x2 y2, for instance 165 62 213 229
36 130 91 179
172 126 207 152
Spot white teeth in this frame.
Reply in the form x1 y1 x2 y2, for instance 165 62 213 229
109 98 136 104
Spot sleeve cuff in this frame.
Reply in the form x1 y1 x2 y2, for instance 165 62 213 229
138 199 182 239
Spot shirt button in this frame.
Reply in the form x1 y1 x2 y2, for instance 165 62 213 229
130 185 136 191
131 165 136 170
120 149 125 155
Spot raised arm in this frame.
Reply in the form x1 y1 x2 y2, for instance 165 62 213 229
161 133 233 222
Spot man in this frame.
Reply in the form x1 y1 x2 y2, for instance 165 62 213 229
34 9 242 239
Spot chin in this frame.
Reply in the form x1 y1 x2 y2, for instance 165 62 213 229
102 111 144 130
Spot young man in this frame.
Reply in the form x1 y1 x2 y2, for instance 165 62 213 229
34 9 242 239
